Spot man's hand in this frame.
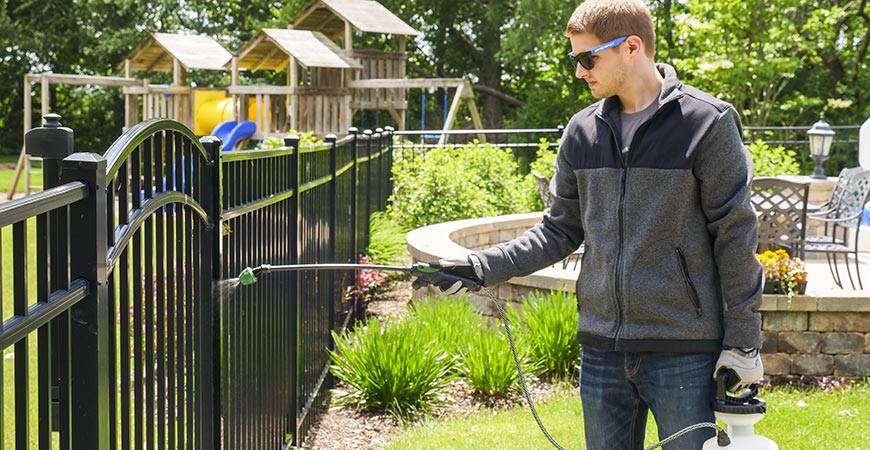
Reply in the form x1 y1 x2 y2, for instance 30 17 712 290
411 255 484 295
714 347 763 392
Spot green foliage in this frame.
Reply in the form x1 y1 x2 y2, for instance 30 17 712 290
506 290 580 379
390 142 535 229
407 296 482 359
258 131 322 149
328 318 455 416
366 211 410 266
747 139 801 177
456 326 533 396
519 139 559 211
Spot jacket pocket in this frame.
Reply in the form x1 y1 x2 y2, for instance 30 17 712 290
674 248 702 316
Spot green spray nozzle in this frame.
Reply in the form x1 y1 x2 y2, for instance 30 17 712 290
411 262 439 273
238 267 258 286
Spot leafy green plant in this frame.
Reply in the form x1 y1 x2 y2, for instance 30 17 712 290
328 318 455 416
520 139 559 211
366 211 410 265
390 141 531 229
457 326 534 396
747 139 800 176
407 296 482 359
506 289 580 379
258 130 322 149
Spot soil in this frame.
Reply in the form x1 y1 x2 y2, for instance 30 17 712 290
300 278 571 449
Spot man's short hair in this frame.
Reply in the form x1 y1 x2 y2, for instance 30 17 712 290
565 0 656 57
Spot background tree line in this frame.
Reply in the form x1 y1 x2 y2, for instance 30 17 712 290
2 0 870 155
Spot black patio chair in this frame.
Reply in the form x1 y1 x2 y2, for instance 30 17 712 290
751 177 810 261
805 168 870 289
532 170 584 270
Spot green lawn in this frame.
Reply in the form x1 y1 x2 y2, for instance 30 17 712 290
388 382 870 449
0 159 42 194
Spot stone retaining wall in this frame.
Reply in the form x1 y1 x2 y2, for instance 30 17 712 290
407 212 870 378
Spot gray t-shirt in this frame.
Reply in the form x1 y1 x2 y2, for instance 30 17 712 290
619 98 659 158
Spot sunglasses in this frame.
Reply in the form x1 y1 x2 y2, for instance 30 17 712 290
567 36 629 71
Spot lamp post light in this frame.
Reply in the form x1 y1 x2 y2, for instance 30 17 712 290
807 114 835 179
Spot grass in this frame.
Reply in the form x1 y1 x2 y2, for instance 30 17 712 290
388 381 870 449
0 158 42 194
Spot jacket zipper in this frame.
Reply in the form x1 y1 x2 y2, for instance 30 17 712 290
600 104 667 350
606 122 626 350
675 248 702 316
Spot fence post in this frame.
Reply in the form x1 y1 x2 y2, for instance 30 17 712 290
348 128 359 260
25 113 76 439
383 126 394 211
60 152 109 450
557 124 565 139
363 129 373 248
375 128 384 211
325 133 338 349
283 133 300 446
197 136 221 449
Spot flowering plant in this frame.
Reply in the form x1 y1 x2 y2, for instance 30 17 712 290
343 255 389 303
756 249 806 299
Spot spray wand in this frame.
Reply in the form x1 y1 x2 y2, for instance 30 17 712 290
237 262 479 290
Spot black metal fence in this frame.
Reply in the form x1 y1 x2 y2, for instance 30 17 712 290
0 116 391 449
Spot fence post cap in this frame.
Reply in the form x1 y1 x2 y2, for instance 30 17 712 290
363 129 373 135
348 127 359 135
384 126 394 132
284 134 301 146
62 152 107 169
25 113 75 159
375 127 384 134
325 134 337 141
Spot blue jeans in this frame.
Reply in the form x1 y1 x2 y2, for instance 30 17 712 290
579 347 716 450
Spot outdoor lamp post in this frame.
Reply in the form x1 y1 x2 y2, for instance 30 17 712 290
807 115 835 179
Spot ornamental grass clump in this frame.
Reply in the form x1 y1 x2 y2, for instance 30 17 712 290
457 326 536 396
506 289 581 379
406 296 482 361
328 318 455 417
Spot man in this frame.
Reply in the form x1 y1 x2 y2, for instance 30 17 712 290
413 0 765 448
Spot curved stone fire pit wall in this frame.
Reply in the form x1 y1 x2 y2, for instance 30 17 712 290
407 212 870 379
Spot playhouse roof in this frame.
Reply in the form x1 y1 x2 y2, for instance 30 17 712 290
234 29 363 72
124 33 233 72
293 0 418 38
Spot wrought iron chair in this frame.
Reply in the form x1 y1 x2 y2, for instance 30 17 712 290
804 168 870 289
750 177 810 260
532 171 583 270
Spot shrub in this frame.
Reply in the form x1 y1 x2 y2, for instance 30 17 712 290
258 130 322 149
747 139 800 176
506 289 580 379
328 318 455 416
407 296 482 361
390 142 529 229
457 326 535 396
519 139 559 211
343 255 389 303
366 211 410 265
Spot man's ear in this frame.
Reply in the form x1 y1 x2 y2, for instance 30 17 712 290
625 35 644 57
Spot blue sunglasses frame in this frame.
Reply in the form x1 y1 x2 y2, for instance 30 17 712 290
567 36 629 71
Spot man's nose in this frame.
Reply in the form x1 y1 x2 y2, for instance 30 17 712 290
575 64 589 79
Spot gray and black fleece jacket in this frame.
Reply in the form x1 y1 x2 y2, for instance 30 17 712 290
474 64 764 353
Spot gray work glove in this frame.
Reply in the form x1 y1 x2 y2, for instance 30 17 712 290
714 347 764 392
411 255 484 295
